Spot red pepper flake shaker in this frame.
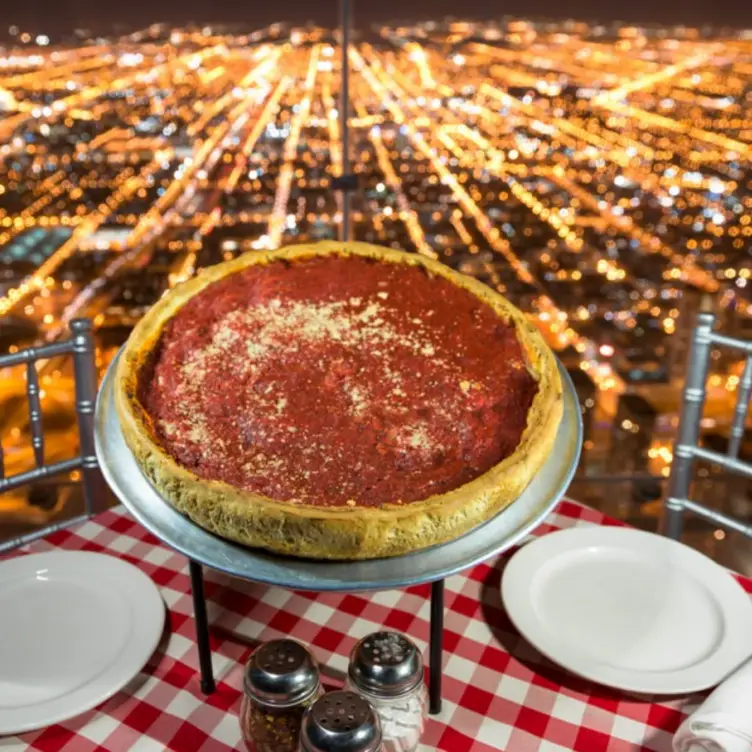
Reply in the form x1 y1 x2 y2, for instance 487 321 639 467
240 639 323 752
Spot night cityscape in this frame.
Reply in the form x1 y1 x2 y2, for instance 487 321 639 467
0 17 751 571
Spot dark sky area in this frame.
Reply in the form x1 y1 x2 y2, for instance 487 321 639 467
2 0 747 34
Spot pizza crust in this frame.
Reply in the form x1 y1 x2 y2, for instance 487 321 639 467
115 241 563 559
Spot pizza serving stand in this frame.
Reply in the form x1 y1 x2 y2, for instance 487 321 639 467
94 350 582 714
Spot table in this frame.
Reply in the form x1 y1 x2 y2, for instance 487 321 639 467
3 500 751 752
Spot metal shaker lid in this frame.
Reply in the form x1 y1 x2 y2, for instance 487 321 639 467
243 639 320 707
348 631 424 697
300 691 382 752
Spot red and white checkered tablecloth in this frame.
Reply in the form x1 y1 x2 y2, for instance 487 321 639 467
2 500 751 752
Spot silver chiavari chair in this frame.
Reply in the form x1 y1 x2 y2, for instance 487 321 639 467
0 318 106 553
662 308 752 541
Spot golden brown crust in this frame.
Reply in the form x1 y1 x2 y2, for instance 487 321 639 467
115 241 563 559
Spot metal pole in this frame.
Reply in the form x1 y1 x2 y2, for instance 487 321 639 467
728 356 752 459
0 512 91 555
429 579 444 715
26 361 45 467
189 559 216 694
71 318 106 516
661 311 715 540
339 0 352 241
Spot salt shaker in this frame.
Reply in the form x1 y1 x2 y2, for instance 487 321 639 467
240 639 323 752
345 632 427 752
299 690 383 752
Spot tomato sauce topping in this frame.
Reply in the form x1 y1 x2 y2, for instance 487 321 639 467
140 255 538 507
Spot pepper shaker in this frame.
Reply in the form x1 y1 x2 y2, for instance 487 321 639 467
299 690 383 752
240 639 323 752
345 632 427 752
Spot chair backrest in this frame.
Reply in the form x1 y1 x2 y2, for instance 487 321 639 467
663 309 752 540
0 318 106 553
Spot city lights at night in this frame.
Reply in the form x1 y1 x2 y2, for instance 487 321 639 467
0 18 750 547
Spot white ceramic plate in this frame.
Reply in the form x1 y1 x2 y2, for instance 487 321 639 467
501 526 752 693
0 551 165 734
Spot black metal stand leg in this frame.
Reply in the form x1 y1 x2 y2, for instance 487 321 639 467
189 559 216 695
429 578 444 715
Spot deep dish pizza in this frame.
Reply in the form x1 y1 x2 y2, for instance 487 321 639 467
115 241 563 559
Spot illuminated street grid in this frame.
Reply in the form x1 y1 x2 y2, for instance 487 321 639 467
0 20 751 530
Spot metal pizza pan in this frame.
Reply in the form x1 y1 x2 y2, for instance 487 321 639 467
95 350 582 591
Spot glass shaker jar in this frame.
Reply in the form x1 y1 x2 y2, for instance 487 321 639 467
345 632 427 752
240 639 322 752
299 690 383 752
